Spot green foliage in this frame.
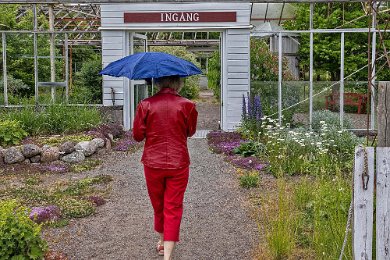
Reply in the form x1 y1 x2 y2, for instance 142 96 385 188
57 198 95 218
208 39 294 103
70 159 102 173
0 75 30 96
233 141 265 157
0 105 102 136
38 134 93 146
250 39 294 81
0 5 52 91
0 200 47 259
239 171 260 189
23 176 42 186
207 50 221 99
72 57 103 104
150 46 201 99
294 177 352 259
254 117 361 177
251 81 301 124
0 119 28 146
311 110 353 130
265 180 296 259
283 3 390 81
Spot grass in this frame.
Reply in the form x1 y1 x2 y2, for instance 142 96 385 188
0 104 102 136
239 171 260 189
70 159 102 173
254 175 352 260
1 174 113 222
36 134 93 146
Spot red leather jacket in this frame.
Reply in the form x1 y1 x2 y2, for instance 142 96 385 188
132 87 198 169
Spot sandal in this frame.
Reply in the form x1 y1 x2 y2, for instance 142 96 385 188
156 241 164 256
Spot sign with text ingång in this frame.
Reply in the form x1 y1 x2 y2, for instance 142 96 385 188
124 12 237 23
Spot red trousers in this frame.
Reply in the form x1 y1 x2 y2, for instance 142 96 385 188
144 165 189 242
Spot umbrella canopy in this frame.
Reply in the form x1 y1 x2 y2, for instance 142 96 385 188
100 52 202 80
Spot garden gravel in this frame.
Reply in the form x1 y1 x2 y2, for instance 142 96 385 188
43 139 258 260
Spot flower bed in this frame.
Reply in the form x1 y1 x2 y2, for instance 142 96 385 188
207 130 266 172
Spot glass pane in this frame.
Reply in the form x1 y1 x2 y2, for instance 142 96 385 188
133 38 146 53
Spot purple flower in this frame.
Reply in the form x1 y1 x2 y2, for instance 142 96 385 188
114 131 138 151
253 95 263 121
207 131 245 155
29 205 61 223
226 155 266 171
38 163 69 173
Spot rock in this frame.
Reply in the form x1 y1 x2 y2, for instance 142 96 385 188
75 141 98 157
0 148 4 165
105 138 112 151
91 138 105 148
61 151 85 163
59 141 76 154
30 155 41 163
41 147 60 163
42 145 51 151
21 144 41 158
3 147 25 164
23 159 31 164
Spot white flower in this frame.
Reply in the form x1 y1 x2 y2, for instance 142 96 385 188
320 121 325 124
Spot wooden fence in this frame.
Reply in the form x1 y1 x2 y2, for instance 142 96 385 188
353 82 390 260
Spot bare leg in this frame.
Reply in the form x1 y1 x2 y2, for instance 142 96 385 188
158 232 164 244
163 241 176 260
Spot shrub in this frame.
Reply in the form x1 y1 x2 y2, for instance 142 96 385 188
233 140 265 157
0 105 102 136
239 171 260 188
0 119 28 146
250 81 301 123
260 117 362 176
57 198 95 218
312 110 353 130
0 200 47 259
207 50 221 99
150 46 200 99
73 58 103 104
0 75 30 96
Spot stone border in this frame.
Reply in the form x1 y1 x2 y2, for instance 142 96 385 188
0 137 108 165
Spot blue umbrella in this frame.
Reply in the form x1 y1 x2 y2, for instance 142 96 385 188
99 52 202 80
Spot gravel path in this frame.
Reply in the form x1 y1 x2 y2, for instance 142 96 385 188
44 139 258 260
196 90 220 130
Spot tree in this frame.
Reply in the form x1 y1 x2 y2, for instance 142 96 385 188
284 2 389 81
207 39 293 98
150 46 201 99
0 4 53 96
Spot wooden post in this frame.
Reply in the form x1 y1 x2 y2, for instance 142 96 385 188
376 147 390 259
353 146 375 260
378 82 390 147
377 81 390 259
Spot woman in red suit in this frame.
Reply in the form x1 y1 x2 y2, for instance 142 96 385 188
132 76 198 260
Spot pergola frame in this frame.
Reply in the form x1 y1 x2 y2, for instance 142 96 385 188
1 1 389 131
